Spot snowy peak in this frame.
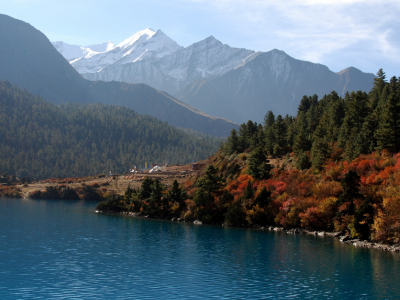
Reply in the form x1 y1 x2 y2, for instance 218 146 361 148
53 30 254 94
68 28 181 73
87 41 115 53
116 28 156 49
52 41 116 61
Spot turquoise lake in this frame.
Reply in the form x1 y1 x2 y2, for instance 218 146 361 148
0 197 399 299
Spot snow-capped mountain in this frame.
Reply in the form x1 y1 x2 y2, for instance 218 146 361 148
0 15 238 137
54 29 375 123
52 41 115 60
71 28 181 75
58 29 254 95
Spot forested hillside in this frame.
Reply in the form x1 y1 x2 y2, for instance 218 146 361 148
0 81 221 179
223 69 395 167
0 14 238 137
101 69 400 244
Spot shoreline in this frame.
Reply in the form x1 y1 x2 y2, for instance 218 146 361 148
96 210 400 254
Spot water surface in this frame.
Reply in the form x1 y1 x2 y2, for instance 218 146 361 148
0 198 399 299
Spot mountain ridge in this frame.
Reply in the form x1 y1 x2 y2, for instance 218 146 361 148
54 29 375 123
0 14 237 137
177 50 375 123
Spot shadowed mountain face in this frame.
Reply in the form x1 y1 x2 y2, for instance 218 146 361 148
0 14 237 137
55 28 374 124
177 51 375 124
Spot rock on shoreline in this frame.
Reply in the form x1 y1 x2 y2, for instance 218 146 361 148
97 210 400 253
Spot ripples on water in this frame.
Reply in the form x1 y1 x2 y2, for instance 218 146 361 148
0 198 399 299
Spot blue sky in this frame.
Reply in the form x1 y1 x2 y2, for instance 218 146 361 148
3 0 400 78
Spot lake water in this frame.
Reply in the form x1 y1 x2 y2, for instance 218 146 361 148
0 198 399 299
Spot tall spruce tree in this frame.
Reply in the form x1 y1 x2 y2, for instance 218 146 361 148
225 128 239 154
264 110 275 128
311 119 329 170
375 76 400 153
248 147 272 179
293 112 311 156
369 69 387 110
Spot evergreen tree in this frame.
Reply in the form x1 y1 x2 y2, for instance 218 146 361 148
264 126 276 155
250 124 265 149
338 91 369 160
264 110 275 128
150 179 163 203
255 187 271 209
196 165 223 194
311 122 329 170
243 180 254 200
298 95 312 114
296 152 311 170
375 76 400 153
225 128 239 154
336 170 362 216
326 97 345 143
369 69 387 110
139 177 153 200
168 179 181 204
247 147 272 179
353 197 374 240
225 199 246 226
293 113 311 156
274 115 287 149
358 108 380 154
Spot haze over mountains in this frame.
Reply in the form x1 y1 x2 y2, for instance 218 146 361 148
54 28 376 124
0 14 237 137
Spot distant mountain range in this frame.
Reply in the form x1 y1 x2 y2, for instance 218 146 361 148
0 14 237 137
54 28 376 124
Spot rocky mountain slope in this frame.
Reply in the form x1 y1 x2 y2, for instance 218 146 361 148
61 29 254 95
177 50 376 123
56 29 375 124
0 14 237 137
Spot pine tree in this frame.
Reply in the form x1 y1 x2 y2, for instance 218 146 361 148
375 76 400 153
225 128 239 154
293 112 311 157
243 180 254 200
264 110 275 128
197 165 223 194
298 95 312 114
311 122 329 170
150 179 163 202
274 115 287 148
248 147 272 179
168 179 182 205
255 187 271 209
369 69 387 110
338 91 369 159
139 177 153 199
264 126 276 155
326 97 345 143
250 124 265 149
358 108 380 154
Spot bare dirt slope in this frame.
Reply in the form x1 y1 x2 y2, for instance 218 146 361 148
16 164 201 199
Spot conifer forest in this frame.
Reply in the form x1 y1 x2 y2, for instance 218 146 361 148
97 69 400 244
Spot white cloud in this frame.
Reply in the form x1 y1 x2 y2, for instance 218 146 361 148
188 0 400 75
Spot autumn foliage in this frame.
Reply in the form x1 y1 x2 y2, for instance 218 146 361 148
176 150 400 244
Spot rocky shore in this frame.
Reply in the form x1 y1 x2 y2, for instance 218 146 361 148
97 210 400 253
